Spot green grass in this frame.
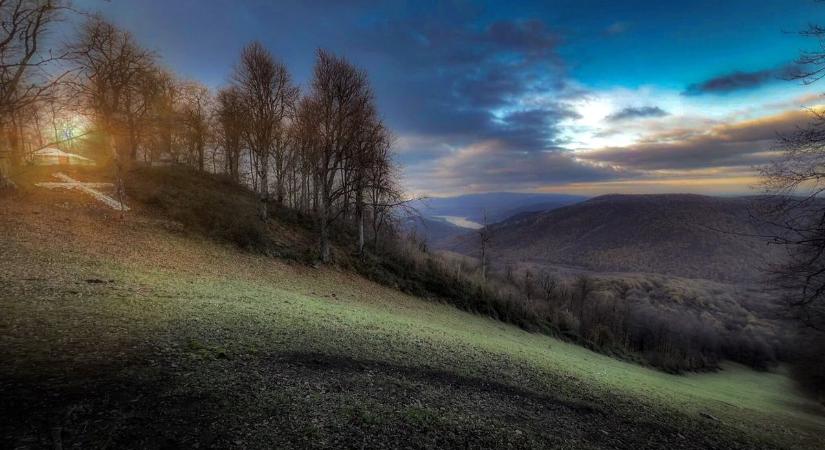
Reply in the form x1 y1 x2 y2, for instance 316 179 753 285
1 191 824 448
119 265 825 437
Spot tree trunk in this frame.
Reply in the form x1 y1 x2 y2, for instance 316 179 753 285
198 141 205 172
481 249 486 281
127 113 138 162
259 166 269 221
10 114 22 169
249 150 257 192
356 187 365 255
319 176 331 262
229 150 239 182
276 180 285 205
0 123 12 186
130 135 138 162
110 132 127 219
275 149 285 205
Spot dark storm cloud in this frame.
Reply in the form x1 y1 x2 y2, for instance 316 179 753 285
579 109 812 170
356 16 576 155
606 106 669 122
484 19 560 61
683 64 799 96
489 106 581 150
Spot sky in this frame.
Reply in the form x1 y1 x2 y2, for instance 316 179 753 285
71 0 825 196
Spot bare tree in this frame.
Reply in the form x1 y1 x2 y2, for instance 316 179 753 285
760 119 825 330
215 85 245 181
178 80 212 171
145 69 180 164
539 271 558 302
302 49 374 262
757 5 825 401
365 126 404 250
352 116 385 255
67 15 156 213
760 16 825 331
68 15 157 163
232 41 297 220
478 210 492 281
0 0 65 183
524 269 533 301
292 95 320 212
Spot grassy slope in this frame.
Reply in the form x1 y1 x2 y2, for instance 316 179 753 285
1 182 824 448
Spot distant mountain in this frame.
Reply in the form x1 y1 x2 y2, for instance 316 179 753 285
448 194 786 283
403 215 469 248
412 192 586 225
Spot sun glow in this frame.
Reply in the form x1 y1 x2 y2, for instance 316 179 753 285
573 97 613 126
562 96 639 149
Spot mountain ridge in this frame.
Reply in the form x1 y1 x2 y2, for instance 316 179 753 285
446 193 785 283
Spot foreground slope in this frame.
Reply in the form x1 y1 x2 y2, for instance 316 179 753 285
1 185 823 449
449 194 785 283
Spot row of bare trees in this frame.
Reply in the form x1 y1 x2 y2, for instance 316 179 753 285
1 5 405 262
215 39 404 260
71 16 404 261
213 38 402 260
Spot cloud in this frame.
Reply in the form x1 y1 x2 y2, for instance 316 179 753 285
356 16 573 155
577 109 813 171
484 19 561 61
606 106 669 122
490 106 581 149
683 64 798 96
404 140 626 194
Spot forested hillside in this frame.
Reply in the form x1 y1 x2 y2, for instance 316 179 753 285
448 194 786 283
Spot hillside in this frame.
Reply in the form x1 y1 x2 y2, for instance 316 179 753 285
403 215 469 248
2 170 824 448
408 192 586 246
448 194 785 283
413 192 586 225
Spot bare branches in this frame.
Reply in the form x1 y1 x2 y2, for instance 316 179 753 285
300 49 375 261
0 0 69 182
66 14 157 163
760 91 825 330
792 23 825 84
4 12 409 264
215 85 245 181
177 80 212 171
232 41 298 220
0 0 65 119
